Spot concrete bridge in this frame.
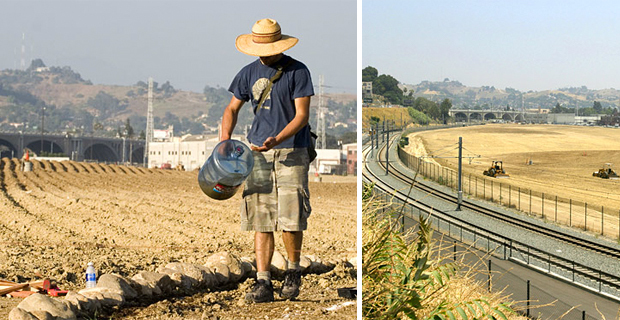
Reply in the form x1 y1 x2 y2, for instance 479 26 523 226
0 131 145 163
450 109 531 122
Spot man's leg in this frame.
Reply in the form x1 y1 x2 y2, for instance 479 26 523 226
282 230 303 263
245 231 275 303
281 230 303 300
255 231 275 272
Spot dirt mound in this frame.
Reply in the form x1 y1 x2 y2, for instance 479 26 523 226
0 159 356 319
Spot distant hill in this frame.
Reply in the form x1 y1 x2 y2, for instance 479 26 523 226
401 79 620 110
0 61 356 145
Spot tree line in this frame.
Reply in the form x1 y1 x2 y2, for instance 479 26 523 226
363 66 452 124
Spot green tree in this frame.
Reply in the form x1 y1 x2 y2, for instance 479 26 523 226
362 66 378 82
125 118 134 138
373 74 402 105
593 101 603 113
439 98 452 120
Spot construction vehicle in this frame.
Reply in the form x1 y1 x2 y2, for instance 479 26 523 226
483 161 510 178
593 163 619 180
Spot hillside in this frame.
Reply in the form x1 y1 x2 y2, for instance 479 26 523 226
0 62 356 144
401 79 620 110
9 77 207 119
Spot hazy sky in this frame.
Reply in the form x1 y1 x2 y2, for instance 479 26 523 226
1 0 356 93
363 0 620 92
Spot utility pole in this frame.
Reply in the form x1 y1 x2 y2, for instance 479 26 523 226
40 105 45 155
456 137 463 211
385 123 390 175
144 77 154 167
315 75 326 149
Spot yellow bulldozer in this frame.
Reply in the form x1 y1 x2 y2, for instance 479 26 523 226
593 163 619 180
483 161 510 178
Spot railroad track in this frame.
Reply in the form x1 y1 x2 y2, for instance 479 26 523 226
363 138 620 294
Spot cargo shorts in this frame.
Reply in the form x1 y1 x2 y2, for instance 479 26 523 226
240 147 311 232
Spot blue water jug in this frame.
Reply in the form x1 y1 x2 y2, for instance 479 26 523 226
198 140 254 200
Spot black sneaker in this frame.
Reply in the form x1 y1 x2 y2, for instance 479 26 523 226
245 279 274 303
280 269 302 300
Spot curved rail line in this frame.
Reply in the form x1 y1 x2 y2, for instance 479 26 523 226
363 137 620 294
368 139 620 259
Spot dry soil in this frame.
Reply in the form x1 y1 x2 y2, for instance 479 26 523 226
0 159 357 319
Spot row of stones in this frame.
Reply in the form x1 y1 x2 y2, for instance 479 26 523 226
9 251 357 320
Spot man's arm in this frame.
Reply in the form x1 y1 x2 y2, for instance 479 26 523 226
220 96 245 141
253 96 311 152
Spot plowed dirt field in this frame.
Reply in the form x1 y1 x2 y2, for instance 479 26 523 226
0 159 357 319
405 124 620 238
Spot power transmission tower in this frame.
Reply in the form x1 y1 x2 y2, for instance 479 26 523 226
315 75 326 149
144 77 154 167
20 33 26 70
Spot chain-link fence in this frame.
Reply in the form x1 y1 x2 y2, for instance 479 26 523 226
398 145 620 240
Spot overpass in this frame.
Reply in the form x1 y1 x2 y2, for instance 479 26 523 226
450 109 538 123
0 131 145 163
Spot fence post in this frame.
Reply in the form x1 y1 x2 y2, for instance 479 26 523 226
585 202 588 231
518 187 521 211
500 182 502 205
454 241 457 261
602 206 604 236
555 196 558 222
488 259 492 292
484 179 486 200
542 193 545 218
570 199 572 227
526 280 531 318
509 185 511 208
529 190 532 215
491 180 494 202
475 177 478 197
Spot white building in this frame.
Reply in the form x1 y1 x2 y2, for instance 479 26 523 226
311 149 341 174
147 134 245 171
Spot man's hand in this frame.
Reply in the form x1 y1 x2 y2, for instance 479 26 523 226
251 136 277 152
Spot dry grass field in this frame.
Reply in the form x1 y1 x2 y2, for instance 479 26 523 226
404 124 620 237
0 159 356 319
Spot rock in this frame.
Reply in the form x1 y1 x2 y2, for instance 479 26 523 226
240 260 255 279
163 262 212 288
13 293 76 320
132 271 174 295
300 256 312 272
314 261 330 274
132 278 153 296
96 274 138 300
78 287 125 307
270 251 287 276
30 311 54 320
318 278 330 288
209 262 230 285
8 308 38 320
64 291 98 315
168 272 193 290
345 256 357 268
205 252 244 283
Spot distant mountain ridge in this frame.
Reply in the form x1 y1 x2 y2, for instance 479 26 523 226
0 61 356 144
401 79 620 110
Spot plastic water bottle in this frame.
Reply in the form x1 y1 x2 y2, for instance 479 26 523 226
86 262 97 288
198 140 254 200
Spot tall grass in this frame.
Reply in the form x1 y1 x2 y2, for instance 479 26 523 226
362 182 521 320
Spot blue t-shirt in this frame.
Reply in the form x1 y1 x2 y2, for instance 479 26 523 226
228 55 314 148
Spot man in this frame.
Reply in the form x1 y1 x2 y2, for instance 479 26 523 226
220 18 314 303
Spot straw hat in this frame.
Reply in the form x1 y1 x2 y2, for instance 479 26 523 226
235 19 298 57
